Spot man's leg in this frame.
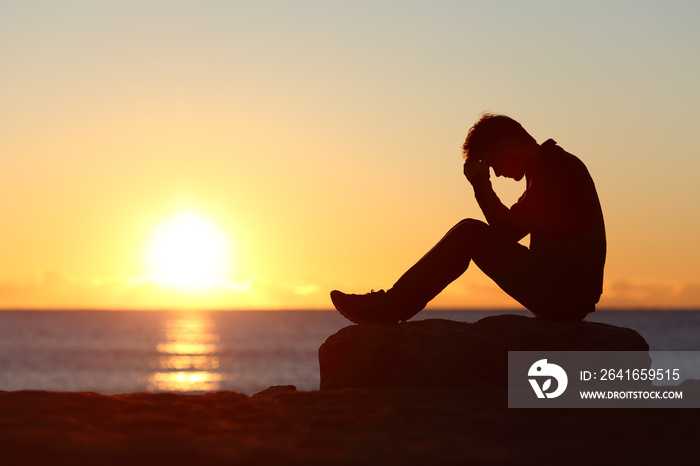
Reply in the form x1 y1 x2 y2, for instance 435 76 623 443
331 218 529 324
388 218 529 321
332 217 594 323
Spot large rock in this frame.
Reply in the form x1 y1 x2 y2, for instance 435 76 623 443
318 314 649 391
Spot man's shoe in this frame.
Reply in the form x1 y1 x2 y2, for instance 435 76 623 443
330 289 401 325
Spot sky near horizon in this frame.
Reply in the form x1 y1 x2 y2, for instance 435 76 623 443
2 1 700 310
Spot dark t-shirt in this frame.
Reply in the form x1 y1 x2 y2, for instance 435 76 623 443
510 139 606 303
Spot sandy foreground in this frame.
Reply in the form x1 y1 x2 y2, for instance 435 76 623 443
1 387 697 465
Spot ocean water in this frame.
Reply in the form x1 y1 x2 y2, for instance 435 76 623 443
0 310 698 395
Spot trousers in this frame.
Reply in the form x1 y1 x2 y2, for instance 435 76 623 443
389 219 594 322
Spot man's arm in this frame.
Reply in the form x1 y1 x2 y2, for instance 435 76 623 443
463 159 529 242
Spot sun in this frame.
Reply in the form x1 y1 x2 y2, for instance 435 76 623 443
144 209 233 290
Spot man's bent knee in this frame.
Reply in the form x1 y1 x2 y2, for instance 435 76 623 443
455 218 488 229
450 218 490 242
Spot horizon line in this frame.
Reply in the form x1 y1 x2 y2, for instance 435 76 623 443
1 307 699 312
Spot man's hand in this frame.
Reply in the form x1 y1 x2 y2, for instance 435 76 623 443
463 158 490 186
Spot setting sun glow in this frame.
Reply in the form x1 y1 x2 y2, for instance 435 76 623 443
143 210 233 291
2 2 700 310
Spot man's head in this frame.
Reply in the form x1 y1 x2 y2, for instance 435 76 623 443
462 114 539 181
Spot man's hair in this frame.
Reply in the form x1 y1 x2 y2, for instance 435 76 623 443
462 114 536 160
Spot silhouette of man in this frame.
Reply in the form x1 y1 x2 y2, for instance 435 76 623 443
331 114 606 324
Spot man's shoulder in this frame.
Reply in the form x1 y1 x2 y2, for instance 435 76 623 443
544 141 589 173
531 142 596 195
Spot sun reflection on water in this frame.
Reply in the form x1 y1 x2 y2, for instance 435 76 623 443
147 313 224 392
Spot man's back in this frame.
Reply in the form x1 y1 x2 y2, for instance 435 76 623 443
511 139 606 303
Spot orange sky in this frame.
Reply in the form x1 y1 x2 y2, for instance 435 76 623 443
2 1 700 310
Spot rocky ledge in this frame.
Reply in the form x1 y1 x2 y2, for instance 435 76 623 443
319 314 649 391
